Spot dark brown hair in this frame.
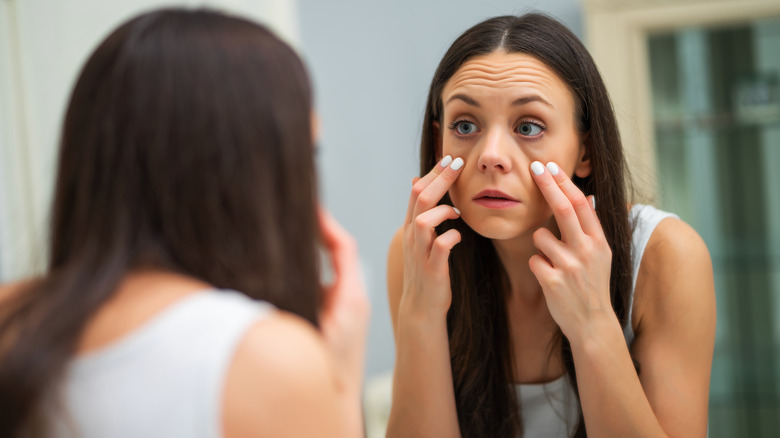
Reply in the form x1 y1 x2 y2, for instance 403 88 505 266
0 9 319 435
420 14 633 437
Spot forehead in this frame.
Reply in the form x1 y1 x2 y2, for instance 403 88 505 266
442 51 573 110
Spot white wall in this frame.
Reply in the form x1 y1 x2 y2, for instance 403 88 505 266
296 0 584 379
0 0 298 281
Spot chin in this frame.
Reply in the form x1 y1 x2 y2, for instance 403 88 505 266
460 214 527 241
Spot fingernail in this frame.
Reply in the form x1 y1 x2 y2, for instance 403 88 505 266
453 207 461 215
451 157 464 170
546 162 559 175
440 155 453 168
591 196 596 210
531 161 545 175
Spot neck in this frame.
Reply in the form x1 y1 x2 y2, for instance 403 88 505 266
492 217 560 307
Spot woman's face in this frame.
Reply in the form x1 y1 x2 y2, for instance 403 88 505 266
438 51 590 241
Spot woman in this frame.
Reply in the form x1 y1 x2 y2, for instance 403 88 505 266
0 9 368 438
387 13 715 437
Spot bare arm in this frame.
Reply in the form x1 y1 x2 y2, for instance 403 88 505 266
386 156 465 438
387 228 460 438
575 219 715 437
529 162 715 437
569 218 714 437
631 219 715 436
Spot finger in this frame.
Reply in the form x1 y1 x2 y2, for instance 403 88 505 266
319 207 361 290
528 253 556 286
530 161 584 242
428 228 461 273
545 162 602 237
412 157 464 220
413 205 461 258
532 227 569 268
404 155 453 225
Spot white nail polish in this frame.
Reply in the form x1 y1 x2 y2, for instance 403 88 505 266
546 162 559 175
531 161 545 175
591 196 596 210
440 155 452 168
453 207 461 215
451 157 464 170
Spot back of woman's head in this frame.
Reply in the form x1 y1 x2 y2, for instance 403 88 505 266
0 8 320 434
54 8 320 319
420 13 633 437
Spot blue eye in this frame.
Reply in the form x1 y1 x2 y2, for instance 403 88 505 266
517 122 543 136
450 120 478 136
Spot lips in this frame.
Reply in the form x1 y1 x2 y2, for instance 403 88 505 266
472 190 520 209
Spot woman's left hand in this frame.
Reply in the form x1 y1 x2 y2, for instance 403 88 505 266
528 161 616 343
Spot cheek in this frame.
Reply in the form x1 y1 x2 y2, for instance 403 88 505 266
442 131 478 155
521 143 581 180
447 174 466 206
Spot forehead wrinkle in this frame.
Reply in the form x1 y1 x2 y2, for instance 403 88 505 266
446 59 556 90
454 61 552 79
443 55 570 111
446 69 554 90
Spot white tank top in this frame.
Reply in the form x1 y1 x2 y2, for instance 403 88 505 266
45 289 275 438
514 204 679 438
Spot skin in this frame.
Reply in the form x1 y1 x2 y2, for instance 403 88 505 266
0 205 369 436
387 51 715 437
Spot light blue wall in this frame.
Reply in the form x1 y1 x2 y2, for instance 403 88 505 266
297 0 584 378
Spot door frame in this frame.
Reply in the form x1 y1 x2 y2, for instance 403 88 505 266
582 0 780 201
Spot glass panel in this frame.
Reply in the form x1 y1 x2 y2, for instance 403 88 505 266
648 17 780 437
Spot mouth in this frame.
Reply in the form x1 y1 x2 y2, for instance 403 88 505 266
472 190 521 209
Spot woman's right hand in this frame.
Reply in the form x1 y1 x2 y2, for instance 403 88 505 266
401 155 465 321
318 208 370 395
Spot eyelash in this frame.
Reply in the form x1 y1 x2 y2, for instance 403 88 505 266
517 118 547 139
449 119 476 130
447 118 547 139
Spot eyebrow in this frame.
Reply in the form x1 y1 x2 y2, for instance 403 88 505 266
512 95 554 108
444 93 554 108
446 94 480 107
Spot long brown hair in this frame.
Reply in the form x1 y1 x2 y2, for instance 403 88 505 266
0 9 320 435
420 14 634 437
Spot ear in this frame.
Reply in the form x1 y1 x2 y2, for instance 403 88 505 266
574 134 592 178
432 120 443 161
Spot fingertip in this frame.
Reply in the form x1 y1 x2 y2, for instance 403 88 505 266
317 206 332 229
546 162 560 176
441 228 462 246
450 157 464 171
528 253 542 270
451 228 462 243
531 161 545 176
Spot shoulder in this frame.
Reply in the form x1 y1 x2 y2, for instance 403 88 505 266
222 310 348 438
633 213 715 336
641 215 712 292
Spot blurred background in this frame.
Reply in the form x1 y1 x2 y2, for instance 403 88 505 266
1 0 778 436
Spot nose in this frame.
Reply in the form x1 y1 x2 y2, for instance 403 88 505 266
477 129 512 173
